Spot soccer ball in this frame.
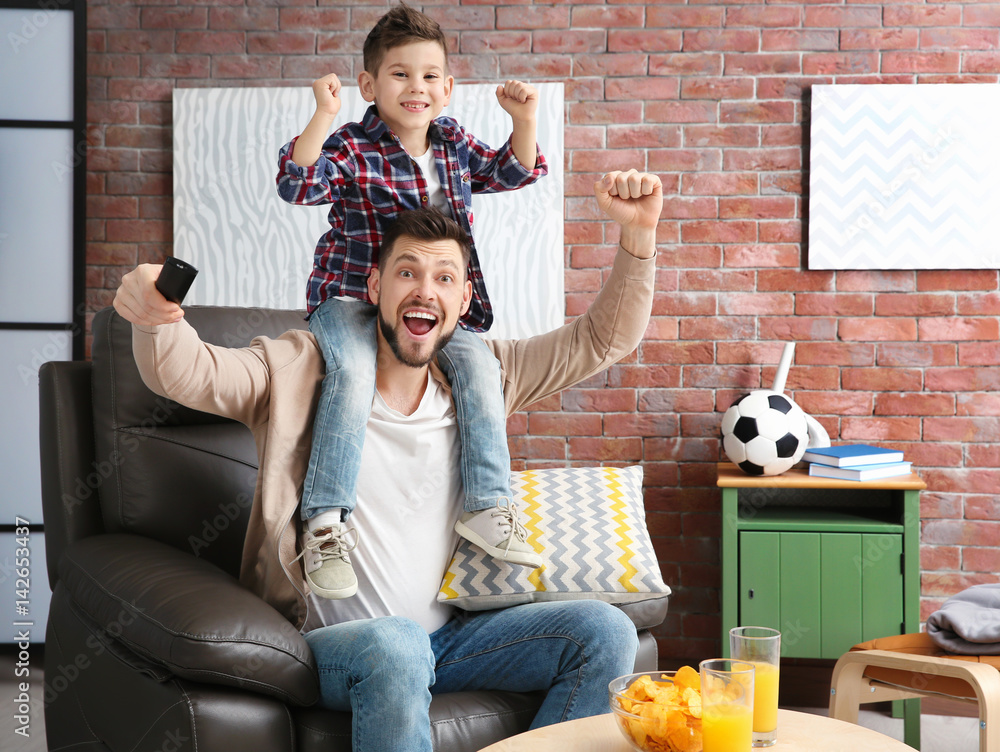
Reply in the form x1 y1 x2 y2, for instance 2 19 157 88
721 390 809 476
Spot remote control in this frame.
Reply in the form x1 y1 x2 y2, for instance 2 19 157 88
155 257 199 304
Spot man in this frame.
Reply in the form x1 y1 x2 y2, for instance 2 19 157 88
114 169 662 752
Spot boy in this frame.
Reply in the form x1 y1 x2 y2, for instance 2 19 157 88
276 4 548 601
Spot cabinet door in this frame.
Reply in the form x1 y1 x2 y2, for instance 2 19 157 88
739 532 824 657
742 531 822 658
739 531 781 632
861 533 904 641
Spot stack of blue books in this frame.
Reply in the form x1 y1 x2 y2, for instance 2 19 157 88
803 444 911 481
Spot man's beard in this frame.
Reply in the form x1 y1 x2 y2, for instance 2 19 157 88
378 309 456 368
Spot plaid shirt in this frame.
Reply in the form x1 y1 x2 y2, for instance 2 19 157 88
277 105 547 332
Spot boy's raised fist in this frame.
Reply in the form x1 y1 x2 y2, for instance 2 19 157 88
313 73 343 118
496 80 538 122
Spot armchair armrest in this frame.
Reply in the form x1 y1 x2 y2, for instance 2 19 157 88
58 533 318 706
39 360 104 591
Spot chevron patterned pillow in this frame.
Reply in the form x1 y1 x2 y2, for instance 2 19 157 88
438 465 671 611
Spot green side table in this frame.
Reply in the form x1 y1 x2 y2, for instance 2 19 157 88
717 462 925 746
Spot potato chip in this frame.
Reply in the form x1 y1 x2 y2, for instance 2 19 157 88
682 687 702 719
668 722 702 752
673 665 700 691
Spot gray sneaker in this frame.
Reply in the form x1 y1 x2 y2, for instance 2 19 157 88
297 523 359 599
454 499 543 568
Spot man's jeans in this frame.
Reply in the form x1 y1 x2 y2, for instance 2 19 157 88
302 297 513 520
303 600 639 752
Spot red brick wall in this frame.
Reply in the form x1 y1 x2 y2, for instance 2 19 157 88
85 1 1000 662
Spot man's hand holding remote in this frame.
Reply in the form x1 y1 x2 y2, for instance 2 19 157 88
114 263 186 327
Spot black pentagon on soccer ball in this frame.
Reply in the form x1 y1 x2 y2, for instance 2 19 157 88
768 394 794 414
738 460 765 476
731 393 748 408
775 432 801 458
733 416 760 443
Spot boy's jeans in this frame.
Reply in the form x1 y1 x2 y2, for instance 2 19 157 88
302 297 513 520
303 600 639 752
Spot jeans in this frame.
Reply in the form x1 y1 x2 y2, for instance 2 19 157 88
303 600 639 752
302 297 513 520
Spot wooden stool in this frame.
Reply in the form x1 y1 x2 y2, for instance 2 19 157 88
830 633 1000 752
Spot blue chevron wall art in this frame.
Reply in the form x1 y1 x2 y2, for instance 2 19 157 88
809 84 1000 270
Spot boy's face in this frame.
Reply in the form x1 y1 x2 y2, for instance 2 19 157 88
358 41 453 146
367 235 471 369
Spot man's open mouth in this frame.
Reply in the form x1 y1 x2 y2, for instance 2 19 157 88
403 310 437 336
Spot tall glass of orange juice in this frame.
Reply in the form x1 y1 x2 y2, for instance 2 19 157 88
699 659 754 752
730 626 781 747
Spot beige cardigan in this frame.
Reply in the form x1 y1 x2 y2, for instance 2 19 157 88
132 247 656 629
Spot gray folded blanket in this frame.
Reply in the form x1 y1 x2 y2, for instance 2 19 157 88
926 583 1000 655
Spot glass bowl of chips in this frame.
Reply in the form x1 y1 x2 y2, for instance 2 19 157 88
609 668 703 752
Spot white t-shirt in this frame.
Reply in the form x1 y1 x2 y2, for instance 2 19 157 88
410 147 448 212
305 371 464 634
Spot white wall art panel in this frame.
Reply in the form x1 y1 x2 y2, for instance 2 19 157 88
174 83 564 339
809 84 1000 270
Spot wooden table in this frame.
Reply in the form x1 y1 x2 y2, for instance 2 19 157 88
477 708 914 751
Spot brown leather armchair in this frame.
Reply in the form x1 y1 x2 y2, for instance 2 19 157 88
39 305 668 752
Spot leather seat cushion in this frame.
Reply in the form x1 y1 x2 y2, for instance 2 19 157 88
294 690 543 752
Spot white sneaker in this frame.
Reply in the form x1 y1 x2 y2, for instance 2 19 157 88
454 499 543 568
295 522 359 599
